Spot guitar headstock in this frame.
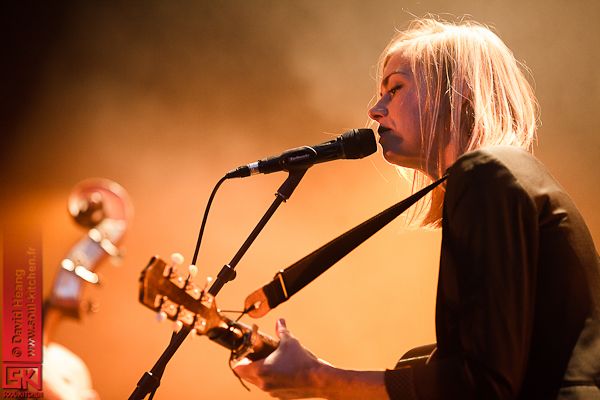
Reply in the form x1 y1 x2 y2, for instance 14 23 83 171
139 254 226 335
139 254 280 360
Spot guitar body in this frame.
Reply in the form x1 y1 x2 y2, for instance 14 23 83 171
395 343 437 369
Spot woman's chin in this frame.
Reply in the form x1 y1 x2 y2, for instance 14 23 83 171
382 151 425 173
382 150 408 168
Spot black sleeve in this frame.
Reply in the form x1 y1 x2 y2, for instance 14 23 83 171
385 157 540 399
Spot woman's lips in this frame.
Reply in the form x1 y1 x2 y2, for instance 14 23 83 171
377 126 394 142
377 126 392 135
377 127 402 147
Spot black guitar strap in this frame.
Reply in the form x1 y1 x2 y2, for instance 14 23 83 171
260 175 448 310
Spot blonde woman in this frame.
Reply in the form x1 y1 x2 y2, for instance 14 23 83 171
235 18 600 399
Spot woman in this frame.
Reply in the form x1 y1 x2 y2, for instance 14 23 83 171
234 18 600 399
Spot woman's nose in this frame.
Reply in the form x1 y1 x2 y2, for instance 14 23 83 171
368 98 388 120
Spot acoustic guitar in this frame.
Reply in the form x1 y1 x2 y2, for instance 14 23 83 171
138 253 435 369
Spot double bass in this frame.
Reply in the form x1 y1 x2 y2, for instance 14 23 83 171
43 178 132 400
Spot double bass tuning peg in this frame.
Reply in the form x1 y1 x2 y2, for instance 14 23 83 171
69 191 106 228
68 178 133 226
68 178 132 263
88 227 123 259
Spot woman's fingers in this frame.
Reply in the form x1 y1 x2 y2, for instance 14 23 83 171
276 318 291 340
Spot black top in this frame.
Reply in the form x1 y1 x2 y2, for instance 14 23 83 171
385 146 600 399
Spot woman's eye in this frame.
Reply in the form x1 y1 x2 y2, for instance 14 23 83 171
388 85 402 96
378 85 403 99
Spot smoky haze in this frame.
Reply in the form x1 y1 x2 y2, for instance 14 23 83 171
1 1 598 399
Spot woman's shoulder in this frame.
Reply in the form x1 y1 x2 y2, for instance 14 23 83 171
451 146 537 175
446 145 555 204
445 145 571 216
449 146 529 186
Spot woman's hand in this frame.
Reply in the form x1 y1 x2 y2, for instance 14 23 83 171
233 319 389 400
233 318 328 399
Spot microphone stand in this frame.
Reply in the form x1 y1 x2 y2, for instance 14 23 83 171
128 168 308 400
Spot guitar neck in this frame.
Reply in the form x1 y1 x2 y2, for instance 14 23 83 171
205 317 279 361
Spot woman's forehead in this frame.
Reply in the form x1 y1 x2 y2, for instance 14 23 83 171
381 51 413 85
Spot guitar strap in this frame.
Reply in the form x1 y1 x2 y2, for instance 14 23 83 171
259 174 448 310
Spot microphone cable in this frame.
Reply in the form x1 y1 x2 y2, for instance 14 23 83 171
190 175 229 266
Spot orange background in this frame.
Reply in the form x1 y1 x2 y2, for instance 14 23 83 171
1 2 598 399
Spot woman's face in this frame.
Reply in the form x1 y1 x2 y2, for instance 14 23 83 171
368 51 424 171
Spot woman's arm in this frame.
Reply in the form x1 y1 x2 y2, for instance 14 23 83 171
233 319 389 400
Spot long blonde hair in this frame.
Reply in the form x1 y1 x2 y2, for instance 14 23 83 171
376 18 539 226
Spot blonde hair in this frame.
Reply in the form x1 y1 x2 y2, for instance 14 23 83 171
376 18 539 227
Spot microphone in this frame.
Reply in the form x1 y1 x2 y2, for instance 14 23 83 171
225 128 376 178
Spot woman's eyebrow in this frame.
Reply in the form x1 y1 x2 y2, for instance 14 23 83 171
381 69 410 88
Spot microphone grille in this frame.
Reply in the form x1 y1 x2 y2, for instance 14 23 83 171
340 129 377 159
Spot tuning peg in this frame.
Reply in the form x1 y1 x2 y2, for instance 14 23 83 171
164 301 178 317
195 318 207 334
89 228 123 258
170 252 184 266
175 273 185 288
165 252 184 279
173 320 184 333
200 293 214 310
202 276 213 291
156 311 167 323
61 258 75 271
182 265 199 291
186 282 202 300
74 265 100 285
99 238 122 258
88 227 103 243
